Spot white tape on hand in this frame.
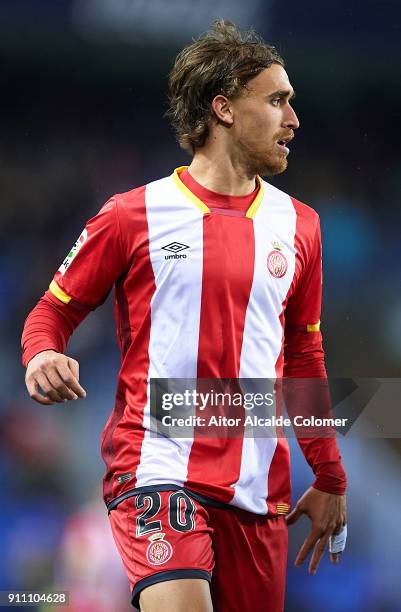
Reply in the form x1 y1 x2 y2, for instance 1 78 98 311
329 524 347 554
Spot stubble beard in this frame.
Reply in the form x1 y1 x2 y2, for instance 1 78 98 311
241 143 289 178
254 147 288 177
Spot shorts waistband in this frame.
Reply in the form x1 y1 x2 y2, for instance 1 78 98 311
106 484 237 513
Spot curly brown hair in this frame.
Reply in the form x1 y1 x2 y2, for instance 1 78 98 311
167 20 284 154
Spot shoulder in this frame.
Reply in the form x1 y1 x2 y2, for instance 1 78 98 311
290 195 320 236
113 174 171 209
113 183 147 212
262 180 319 226
106 175 171 250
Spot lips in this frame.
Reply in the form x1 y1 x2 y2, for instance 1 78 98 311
277 136 293 146
276 135 293 154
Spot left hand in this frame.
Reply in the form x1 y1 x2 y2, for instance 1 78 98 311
286 486 347 575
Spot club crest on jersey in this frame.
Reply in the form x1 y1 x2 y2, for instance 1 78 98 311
267 243 288 278
146 532 173 565
58 228 88 275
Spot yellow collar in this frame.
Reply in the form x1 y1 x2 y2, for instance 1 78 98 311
171 166 264 219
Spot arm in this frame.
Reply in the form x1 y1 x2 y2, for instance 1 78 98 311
283 214 347 573
22 292 91 404
22 197 126 405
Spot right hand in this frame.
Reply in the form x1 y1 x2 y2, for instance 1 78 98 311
25 350 87 405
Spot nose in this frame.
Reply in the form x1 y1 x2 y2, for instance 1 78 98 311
283 104 300 130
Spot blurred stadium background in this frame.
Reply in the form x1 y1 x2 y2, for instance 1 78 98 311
1 1 400 610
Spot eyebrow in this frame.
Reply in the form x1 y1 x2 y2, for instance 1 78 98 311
268 89 296 100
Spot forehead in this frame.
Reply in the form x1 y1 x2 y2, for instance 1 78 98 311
246 64 293 95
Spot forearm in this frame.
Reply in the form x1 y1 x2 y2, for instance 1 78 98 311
21 290 90 367
297 437 347 495
284 332 347 496
284 377 347 495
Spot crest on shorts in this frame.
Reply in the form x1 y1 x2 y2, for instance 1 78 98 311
267 243 288 278
146 532 173 565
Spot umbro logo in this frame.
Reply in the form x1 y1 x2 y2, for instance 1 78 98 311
162 242 189 253
162 242 190 260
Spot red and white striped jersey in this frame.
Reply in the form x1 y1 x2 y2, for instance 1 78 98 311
48 166 324 516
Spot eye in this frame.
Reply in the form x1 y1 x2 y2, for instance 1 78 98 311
271 97 281 106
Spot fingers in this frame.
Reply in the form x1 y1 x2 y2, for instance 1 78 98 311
308 533 330 575
329 525 348 555
291 488 347 574
35 371 65 402
295 529 322 567
57 359 86 398
67 358 80 384
330 552 341 564
45 367 79 401
25 376 55 405
332 518 346 536
25 353 87 405
295 522 345 573
286 505 303 526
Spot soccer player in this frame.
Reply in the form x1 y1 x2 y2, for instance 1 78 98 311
22 20 347 612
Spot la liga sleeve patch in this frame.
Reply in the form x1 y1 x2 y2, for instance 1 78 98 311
58 228 88 275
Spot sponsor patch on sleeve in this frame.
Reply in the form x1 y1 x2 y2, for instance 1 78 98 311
58 228 88 275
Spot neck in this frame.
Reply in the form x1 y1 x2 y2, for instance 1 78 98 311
188 142 257 196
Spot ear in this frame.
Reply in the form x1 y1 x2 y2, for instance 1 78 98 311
211 95 234 126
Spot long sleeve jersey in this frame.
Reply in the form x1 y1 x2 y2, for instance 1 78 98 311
22 167 346 515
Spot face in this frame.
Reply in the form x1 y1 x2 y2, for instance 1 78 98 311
223 64 299 177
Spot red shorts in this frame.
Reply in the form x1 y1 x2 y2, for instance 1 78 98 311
109 488 288 611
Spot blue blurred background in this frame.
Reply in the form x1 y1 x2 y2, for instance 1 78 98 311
1 1 401 610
